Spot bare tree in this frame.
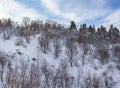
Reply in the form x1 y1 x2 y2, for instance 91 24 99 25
38 32 50 54
53 35 61 58
66 39 78 66
0 51 8 82
21 17 31 43
82 40 89 66
41 60 53 88
97 49 109 64
113 45 120 63
28 62 42 88
2 18 13 40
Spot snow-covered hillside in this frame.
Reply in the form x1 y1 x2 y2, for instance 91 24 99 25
0 19 120 88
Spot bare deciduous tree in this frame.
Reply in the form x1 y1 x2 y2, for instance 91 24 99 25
53 35 61 58
66 39 78 66
97 49 109 64
113 45 120 63
38 32 50 54
0 51 8 82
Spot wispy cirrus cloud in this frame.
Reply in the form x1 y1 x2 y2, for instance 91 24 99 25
40 0 111 23
101 10 120 28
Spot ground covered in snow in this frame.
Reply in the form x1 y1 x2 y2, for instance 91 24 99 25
0 19 120 88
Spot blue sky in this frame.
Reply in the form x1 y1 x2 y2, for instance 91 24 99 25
0 0 120 28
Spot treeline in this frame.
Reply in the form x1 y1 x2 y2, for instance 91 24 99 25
0 17 119 43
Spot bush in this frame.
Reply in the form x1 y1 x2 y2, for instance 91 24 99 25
97 49 110 64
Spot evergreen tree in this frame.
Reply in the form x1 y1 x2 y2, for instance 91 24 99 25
69 21 77 31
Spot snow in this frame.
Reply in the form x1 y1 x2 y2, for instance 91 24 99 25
0 33 120 88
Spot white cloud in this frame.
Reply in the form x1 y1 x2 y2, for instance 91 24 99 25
40 0 111 23
101 10 120 28
0 0 47 21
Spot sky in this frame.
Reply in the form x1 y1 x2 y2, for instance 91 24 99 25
0 0 120 28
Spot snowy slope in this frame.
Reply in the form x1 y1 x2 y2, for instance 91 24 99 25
0 33 120 88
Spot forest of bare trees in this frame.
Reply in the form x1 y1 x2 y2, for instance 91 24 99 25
0 17 120 88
